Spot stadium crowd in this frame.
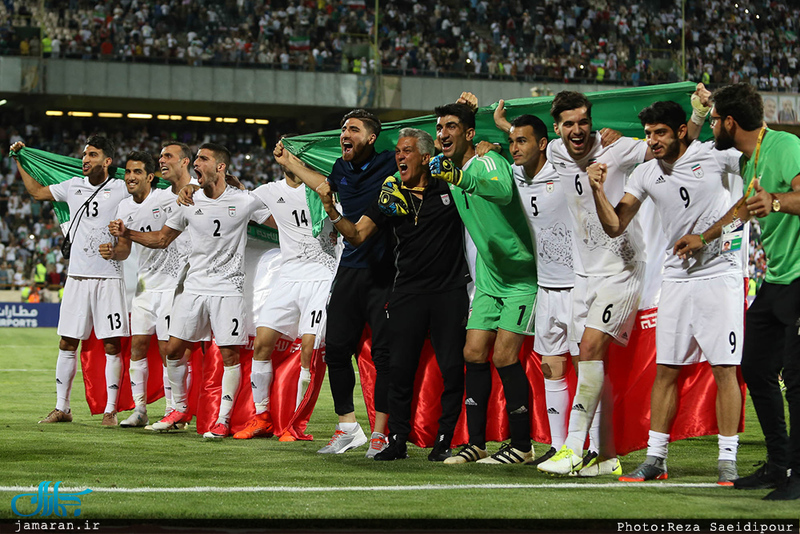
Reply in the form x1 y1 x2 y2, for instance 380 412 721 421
1 0 799 90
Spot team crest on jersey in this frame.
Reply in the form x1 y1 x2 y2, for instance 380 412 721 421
588 158 597 165
103 188 111 199
440 194 450 206
546 181 555 193
228 206 236 217
152 207 161 219
692 164 704 178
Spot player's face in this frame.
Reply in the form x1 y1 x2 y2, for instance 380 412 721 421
395 136 430 184
508 125 544 167
436 114 474 161
124 160 153 196
82 144 111 179
644 123 682 162
711 108 735 151
554 106 592 160
159 144 188 182
340 118 376 163
193 148 221 187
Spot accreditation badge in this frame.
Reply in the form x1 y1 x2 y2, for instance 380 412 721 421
720 218 744 253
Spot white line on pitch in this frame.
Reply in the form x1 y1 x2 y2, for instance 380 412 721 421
0 483 719 494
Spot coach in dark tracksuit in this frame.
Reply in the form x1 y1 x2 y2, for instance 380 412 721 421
275 109 397 456
315 127 470 462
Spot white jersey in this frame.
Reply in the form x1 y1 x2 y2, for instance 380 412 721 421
513 162 577 288
251 180 337 281
626 140 742 280
51 176 130 278
166 186 270 296
546 133 648 276
116 188 192 292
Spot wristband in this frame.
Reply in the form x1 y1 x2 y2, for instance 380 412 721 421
690 94 711 126
330 213 343 224
700 233 708 246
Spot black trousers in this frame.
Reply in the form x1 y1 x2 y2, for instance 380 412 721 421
325 265 392 416
385 287 468 440
742 279 800 471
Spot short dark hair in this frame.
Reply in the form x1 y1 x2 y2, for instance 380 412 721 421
198 142 232 172
126 151 158 188
162 141 193 162
341 109 381 138
85 135 115 160
551 91 592 123
510 114 549 143
638 101 686 136
711 83 764 131
434 103 476 130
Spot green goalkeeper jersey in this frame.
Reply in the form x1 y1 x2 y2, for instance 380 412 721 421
449 151 538 297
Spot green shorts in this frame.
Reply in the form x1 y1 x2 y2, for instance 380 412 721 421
467 288 537 335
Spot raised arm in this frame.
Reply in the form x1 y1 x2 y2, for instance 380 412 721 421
109 219 181 249
315 181 376 247
10 142 55 202
588 162 642 237
493 99 512 134
273 141 327 190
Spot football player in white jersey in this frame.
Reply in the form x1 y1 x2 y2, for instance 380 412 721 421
485 109 581 465
591 100 744 485
232 161 337 440
99 149 193 429
12 136 130 426
538 92 651 477
110 143 271 438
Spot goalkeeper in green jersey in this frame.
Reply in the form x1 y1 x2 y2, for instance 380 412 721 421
432 102 539 465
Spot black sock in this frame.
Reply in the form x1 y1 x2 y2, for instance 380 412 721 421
497 361 531 452
465 361 491 449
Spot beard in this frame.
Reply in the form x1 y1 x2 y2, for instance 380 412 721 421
714 125 735 151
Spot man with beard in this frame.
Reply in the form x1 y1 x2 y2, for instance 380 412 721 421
11 136 130 426
430 103 539 465
314 128 470 461
99 149 194 430
675 83 800 501
589 100 744 485
110 143 271 439
274 110 397 457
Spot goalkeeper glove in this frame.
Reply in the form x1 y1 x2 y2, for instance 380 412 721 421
429 154 462 186
378 176 409 217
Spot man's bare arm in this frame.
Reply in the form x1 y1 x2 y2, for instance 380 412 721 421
588 163 642 237
273 142 327 190
109 219 181 249
99 237 132 261
315 181 377 247
10 142 55 202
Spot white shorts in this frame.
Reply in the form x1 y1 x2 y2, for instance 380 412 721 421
169 293 248 346
130 290 175 341
256 277 331 339
571 262 644 347
534 286 579 357
656 273 744 366
58 276 129 340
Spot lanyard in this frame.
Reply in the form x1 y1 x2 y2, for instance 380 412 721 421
740 127 766 204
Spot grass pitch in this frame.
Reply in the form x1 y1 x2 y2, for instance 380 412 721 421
0 327 796 529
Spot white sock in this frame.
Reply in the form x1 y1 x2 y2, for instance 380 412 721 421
251 360 273 415
129 358 148 412
55 349 77 412
162 365 172 415
718 434 739 461
104 353 122 413
340 422 359 433
646 430 670 459
588 398 602 453
564 360 604 453
296 366 311 409
218 364 241 425
544 377 570 450
167 358 188 412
